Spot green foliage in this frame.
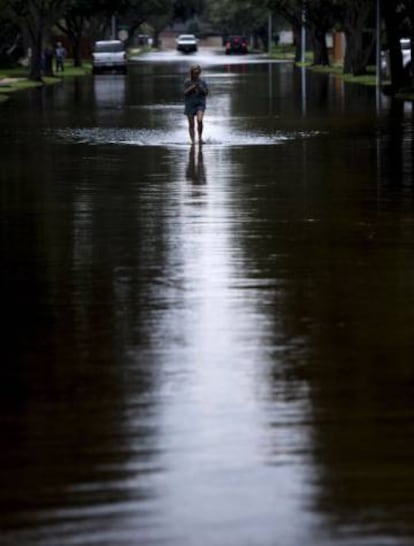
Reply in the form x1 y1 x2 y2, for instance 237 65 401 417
3 0 71 23
173 0 206 22
3 0 71 79
269 43 296 60
208 0 268 35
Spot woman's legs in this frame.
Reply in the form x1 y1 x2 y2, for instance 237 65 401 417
187 110 205 143
187 115 195 143
196 110 204 142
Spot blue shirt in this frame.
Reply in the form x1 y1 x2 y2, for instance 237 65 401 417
184 78 208 115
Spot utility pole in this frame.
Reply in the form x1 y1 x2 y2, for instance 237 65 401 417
111 15 117 40
376 0 382 108
301 2 307 114
301 3 306 64
268 12 272 54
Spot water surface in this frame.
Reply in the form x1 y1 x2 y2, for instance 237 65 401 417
1 51 414 546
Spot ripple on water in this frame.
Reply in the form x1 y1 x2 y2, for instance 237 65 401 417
55 127 322 148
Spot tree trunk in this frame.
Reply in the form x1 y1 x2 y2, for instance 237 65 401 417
293 24 302 62
72 37 82 67
383 1 405 91
59 16 84 68
312 28 329 66
343 2 373 76
276 8 303 62
152 29 161 49
126 22 144 48
258 26 268 51
29 29 43 82
43 46 54 76
344 29 370 75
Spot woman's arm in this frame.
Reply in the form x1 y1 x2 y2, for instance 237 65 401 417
184 81 197 95
199 80 208 95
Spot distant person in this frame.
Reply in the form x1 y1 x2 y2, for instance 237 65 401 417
55 42 67 72
184 64 209 144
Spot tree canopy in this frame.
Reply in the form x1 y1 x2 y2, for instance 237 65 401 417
1 0 414 94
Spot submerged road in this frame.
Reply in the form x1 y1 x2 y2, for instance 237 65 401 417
1 49 414 546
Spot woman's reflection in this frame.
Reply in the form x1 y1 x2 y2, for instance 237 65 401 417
186 144 207 185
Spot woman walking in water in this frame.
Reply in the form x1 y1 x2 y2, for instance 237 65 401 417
184 64 209 144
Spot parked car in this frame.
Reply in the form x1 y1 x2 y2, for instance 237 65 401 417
176 34 198 54
225 35 248 55
381 38 411 79
92 40 127 74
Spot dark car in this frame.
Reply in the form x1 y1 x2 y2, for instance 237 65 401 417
225 35 248 55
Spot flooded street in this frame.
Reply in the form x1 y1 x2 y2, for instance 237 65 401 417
2 49 414 545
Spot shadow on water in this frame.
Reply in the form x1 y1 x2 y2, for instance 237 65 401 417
1 56 414 545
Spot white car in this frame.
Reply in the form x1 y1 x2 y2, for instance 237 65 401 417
92 40 127 74
176 34 198 54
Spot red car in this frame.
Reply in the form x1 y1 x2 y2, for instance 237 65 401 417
225 35 248 55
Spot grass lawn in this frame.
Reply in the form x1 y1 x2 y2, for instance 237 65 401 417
0 61 92 78
0 77 44 95
309 63 379 86
0 61 92 102
396 87 414 100
268 47 388 89
128 46 153 56
269 44 296 61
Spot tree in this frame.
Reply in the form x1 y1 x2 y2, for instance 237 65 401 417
342 0 375 76
208 0 268 46
268 0 303 61
0 6 22 66
397 0 414 87
269 0 342 65
172 0 206 22
382 0 407 91
3 0 70 80
305 0 343 66
117 0 174 47
59 0 91 67
57 0 175 67
58 0 119 67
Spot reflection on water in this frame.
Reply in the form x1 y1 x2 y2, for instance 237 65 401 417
186 145 207 185
1 57 414 546
93 74 126 108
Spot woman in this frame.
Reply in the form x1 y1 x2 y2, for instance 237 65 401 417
184 64 209 144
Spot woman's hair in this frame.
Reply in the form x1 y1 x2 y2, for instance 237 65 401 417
190 64 201 79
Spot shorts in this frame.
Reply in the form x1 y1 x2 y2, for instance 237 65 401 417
184 103 206 116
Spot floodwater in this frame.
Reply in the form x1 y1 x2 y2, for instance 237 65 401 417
1 49 414 546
